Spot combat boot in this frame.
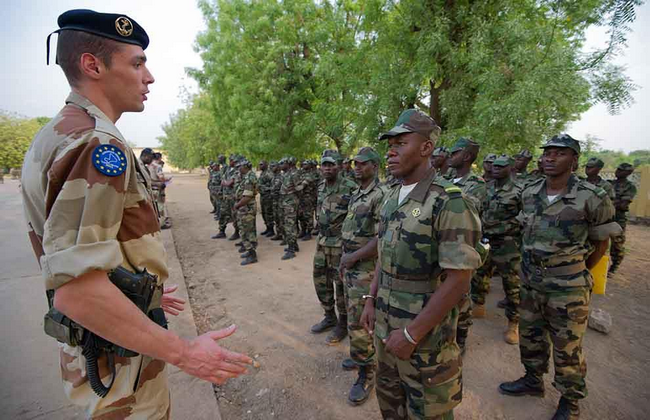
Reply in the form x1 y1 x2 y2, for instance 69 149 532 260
326 314 348 345
504 320 519 345
310 310 337 334
497 298 508 309
263 225 274 237
228 230 240 240
301 232 312 241
241 250 258 266
473 303 487 318
456 329 468 356
271 233 283 241
499 372 545 397
212 230 227 239
281 248 296 260
348 365 374 406
552 397 580 420
209 209 216 214
298 228 306 239
238 245 246 253
261 226 271 236
341 358 358 371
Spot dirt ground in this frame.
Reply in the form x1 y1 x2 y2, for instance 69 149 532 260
167 174 650 420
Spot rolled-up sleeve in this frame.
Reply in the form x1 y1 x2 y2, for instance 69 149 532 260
435 196 482 270
587 193 621 241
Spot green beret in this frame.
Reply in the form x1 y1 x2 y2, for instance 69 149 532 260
540 134 581 154
380 109 441 141
354 147 381 164
586 157 604 168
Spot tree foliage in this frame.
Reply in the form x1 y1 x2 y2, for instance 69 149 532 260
0 112 50 171
158 0 643 162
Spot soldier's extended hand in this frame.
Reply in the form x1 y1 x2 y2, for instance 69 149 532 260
177 325 253 385
383 329 416 360
161 285 186 316
360 300 376 335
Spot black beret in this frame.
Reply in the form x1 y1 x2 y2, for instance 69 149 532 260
57 9 149 49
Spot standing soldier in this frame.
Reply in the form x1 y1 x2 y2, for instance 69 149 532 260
258 160 275 236
471 155 523 345
235 159 259 265
342 158 355 181
214 155 238 239
512 149 535 188
360 109 482 419
21 9 251 417
310 149 357 343
430 146 451 177
482 153 497 182
209 160 223 221
280 157 302 259
208 160 216 213
270 161 284 240
339 147 388 405
447 137 487 352
608 162 637 274
584 158 614 199
300 160 318 241
499 135 620 420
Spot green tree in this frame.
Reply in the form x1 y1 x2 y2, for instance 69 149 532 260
0 112 50 171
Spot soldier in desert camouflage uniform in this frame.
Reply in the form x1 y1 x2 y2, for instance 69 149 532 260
471 155 523 345
360 109 482 420
310 149 357 343
235 159 259 265
339 147 388 405
258 160 275 236
608 162 637 274
499 135 620 420
21 10 251 418
446 137 487 353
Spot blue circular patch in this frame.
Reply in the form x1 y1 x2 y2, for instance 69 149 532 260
92 144 127 177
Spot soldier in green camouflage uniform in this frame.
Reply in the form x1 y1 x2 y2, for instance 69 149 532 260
258 160 275 236
342 158 356 182
207 161 216 212
214 155 238 239
209 160 223 221
270 161 284 241
280 157 303 259
430 146 451 178
482 153 497 182
584 158 614 200
360 109 482 420
512 149 537 189
608 162 637 274
499 135 620 420
471 155 523 345
339 147 388 405
310 149 357 343
299 160 318 241
447 137 487 353
234 159 259 265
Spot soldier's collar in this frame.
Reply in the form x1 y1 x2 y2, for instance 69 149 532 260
564 174 579 199
407 168 437 203
357 178 379 195
65 91 113 125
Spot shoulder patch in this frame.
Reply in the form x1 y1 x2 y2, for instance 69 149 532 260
92 144 127 176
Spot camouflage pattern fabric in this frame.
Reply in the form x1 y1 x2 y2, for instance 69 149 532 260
209 165 223 218
471 178 523 322
236 171 258 251
375 169 482 418
148 161 168 227
272 171 284 237
280 168 303 246
299 169 319 232
609 178 638 270
513 170 538 190
219 166 237 232
517 174 618 401
313 174 356 315
585 176 614 200
258 167 274 227
21 92 169 418
341 178 388 366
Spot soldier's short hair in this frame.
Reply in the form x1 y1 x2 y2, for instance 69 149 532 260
57 30 124 87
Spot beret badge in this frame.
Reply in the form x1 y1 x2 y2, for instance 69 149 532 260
115 16 134 37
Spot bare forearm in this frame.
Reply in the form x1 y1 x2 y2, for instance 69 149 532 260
407 269 471 342
235 196 253 209
350 238 378 264
54 270 185 366
586 239 609 270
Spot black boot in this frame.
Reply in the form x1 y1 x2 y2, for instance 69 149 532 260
265 225 275 237
209 209 216 214
280 239 287 246
241 250 258 266
348 366 374 406
499 372 545 397
212 230 227 239
238 245 246 253
281 247 296 260
310 310 337 334
261 226 271 236
301 232 312 241
326 314 348 345
552 397 580 420
228 231 240 240
235 241 243 247
298 228 306 239
497 298 508 309
341 358 358 371
456 328 468 356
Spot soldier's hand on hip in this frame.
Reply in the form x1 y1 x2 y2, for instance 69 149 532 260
383 329 416 360
360 300 376 335
177 325 253 385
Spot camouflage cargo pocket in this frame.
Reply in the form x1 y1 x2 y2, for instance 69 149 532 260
419 348 462 417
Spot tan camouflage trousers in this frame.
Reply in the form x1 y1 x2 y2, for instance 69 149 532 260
153 189 168 227
519 283 590 400
237 208 257 251
610 218 627 270
59 344 170 419
375 331 460 419
313 244 346 316
344 260 376 366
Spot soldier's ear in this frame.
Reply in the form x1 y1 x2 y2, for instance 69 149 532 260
420 139 434 157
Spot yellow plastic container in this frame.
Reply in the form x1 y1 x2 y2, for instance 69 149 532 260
590 255 609 295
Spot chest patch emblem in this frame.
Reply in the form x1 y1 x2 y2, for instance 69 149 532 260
92 144 127 177
412 208 421 218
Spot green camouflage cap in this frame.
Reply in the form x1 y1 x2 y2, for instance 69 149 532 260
617 162 634 171
515 149 533 159
354 146 381 163
209 160 215 166
321 149 341 164
492 154 513 167
238 158 252 167
586 157 604 168
432 147 449 157
540 134 581 154
483 153 497 163
287 156 296 165
449 137 479 153
379 109 441 141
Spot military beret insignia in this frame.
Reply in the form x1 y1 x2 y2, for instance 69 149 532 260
92 144 127 176
115 16 134 37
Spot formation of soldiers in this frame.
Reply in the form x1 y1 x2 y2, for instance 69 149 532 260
204 110 637 419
